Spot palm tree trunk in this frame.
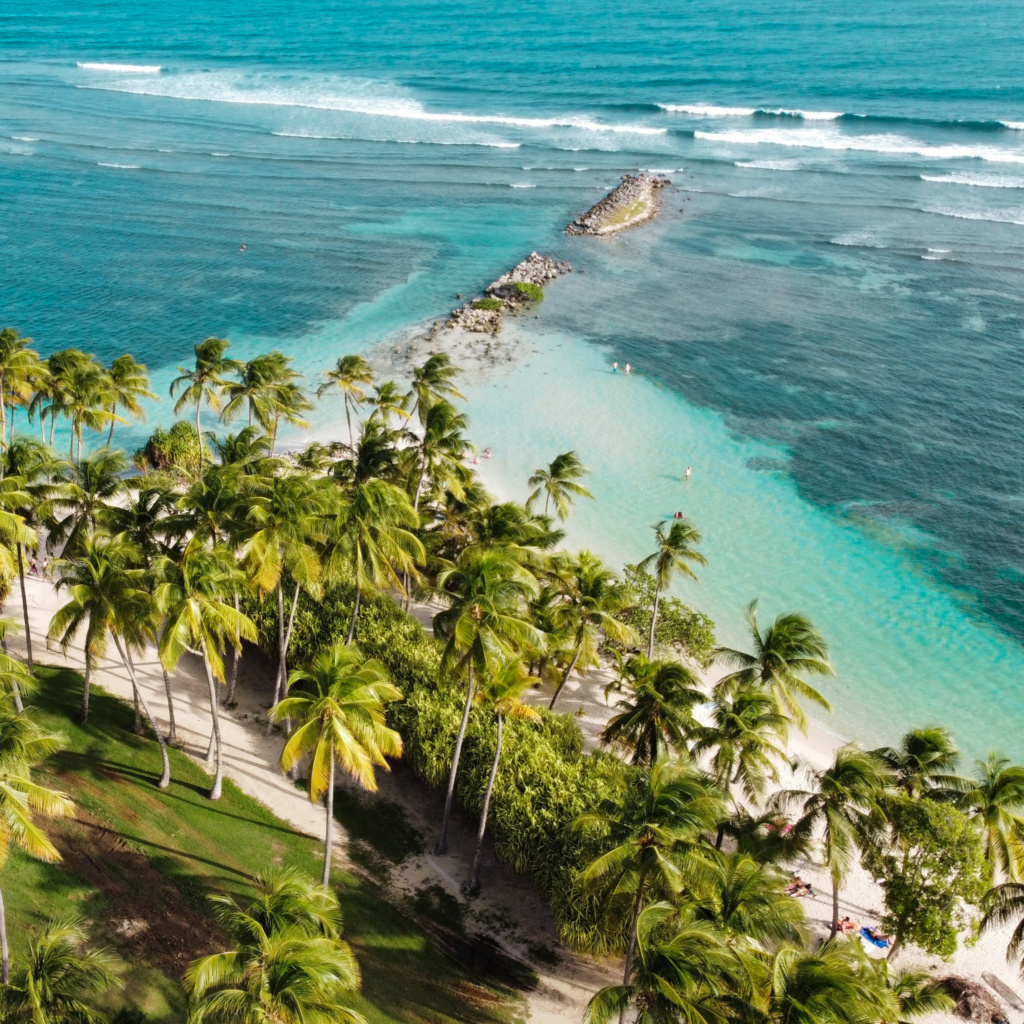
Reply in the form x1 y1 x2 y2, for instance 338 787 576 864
470 712 502 893
16 541 33 677
436 663 475 855
323 758 335 887
345 396 353 451
133 685 143 735
886 937 901 961
162 666 177 743
107 404 116 446
830 877 840 938
227 591 241 706
264 582 288 738
0 883 8 984
196 401 204 471
115 636 171 788
647 585 661 659
619 886 645 1024
548 649 581 710
346 587 361 645
199 638 224 800
81 654 91 723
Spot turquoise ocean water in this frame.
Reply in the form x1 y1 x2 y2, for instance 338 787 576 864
3 1 1024 755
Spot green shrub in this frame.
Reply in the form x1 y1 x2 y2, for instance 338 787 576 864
245 580 624 950
133 420 208 478
472 297 505 311
618 563 716 666
512 281 544 302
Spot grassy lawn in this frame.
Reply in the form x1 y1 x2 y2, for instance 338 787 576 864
4 665 526 1024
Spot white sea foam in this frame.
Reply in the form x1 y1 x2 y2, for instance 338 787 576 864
1003 121 1024 131
921 172 1024 189
659 102 839 120
210 151 230 156
573 166 589 171
271 129 520 148
923 205 1024 225
97 161 141 168
831 230 886 248
695 126 1024 165
82 71 665 135
735 158 803 170
78 61 161 73
644 167 676 173
509 182 536 188
10 136 39 142
659 103 756 116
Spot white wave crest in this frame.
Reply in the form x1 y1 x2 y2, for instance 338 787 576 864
10 135 39 142
761 108 841 120
509 182 536 188
831 230 886 248
78 61 161 73
923 205 1024 226
97 161 140 168
921 172 1024 189
271 130 520 149
695 126 1024 165
1004 121 1024 131
81 71 665 135
735 158 803 170
659 103 756 116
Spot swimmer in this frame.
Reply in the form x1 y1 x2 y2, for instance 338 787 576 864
624 363 631 375
673 511 685 520
239 244 247 251
473 456 480 465
684 466 692 480
484 447 492 458
612 361 619 373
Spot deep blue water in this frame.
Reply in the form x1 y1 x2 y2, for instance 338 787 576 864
3 0 1024 750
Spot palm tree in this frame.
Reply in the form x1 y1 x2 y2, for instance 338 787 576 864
317 355 374 450
48 448 128 559
689 853 805 947
431 548 541 855
241 473 333 710
210 866 343 941
0 467 43 678
0 915 120 1024
575 757 727 973
639 519 707 659
367 380 410 426
0 621 36 716
64 356 111 465
406 352 464 425
854 952 954 1024
0 705 74 982
0 327 39 454
169 338 240 471
104 353 155 447
527 451 594 521
469 658 541 893
546 550 633 709
584 903 742 1024
222 351 311 450
272 644 403 886
410 399 469 514
872 726 962 799
33 349 89 451
155 540 255 799
692 687 790 805
981 881 1024 971
713 600 833 733
600 655 703 766
753 940 888 1024
185 924 366 1024
955 753 1024 881
48 533 172 787
773 745 894 937
329 479 424 645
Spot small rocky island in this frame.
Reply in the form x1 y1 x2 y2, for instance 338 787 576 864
566 172 671 235
445 251 571 334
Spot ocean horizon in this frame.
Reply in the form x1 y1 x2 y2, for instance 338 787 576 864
3 0 1024 759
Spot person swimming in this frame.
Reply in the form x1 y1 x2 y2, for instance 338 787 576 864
684 466 692 480
673 511 685 519
624 362 632 375
612 361 619 373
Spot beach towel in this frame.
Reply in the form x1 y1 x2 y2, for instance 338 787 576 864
859 928 888 948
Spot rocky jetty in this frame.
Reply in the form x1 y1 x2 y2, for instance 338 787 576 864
445 252 571 334
566 172 671 235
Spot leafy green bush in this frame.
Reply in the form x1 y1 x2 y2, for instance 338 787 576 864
512 281 544 302
617 564 716 665
472 297 505 311
133 420 208 478
245 580 622 950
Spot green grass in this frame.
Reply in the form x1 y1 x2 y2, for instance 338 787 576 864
4 665 525 1024
598 196 649 229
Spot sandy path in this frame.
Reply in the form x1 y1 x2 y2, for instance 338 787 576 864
6 573 613 1024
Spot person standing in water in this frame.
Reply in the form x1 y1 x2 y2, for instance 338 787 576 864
685 466 692 480
624 363 632 375
612 361 619 373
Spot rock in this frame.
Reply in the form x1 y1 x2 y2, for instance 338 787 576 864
941 976 1007 1023
566 172 671 235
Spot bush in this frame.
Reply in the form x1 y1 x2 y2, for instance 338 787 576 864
245 580 623 950
512 281 544 302
472 297 505 311
617 564 716 665
134 420 208 478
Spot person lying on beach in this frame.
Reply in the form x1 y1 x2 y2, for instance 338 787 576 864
838 917 858 933
793 883 814 898
865 927 889 943
783 876 803 894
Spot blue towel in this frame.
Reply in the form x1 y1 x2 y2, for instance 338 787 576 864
860 927 888 948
